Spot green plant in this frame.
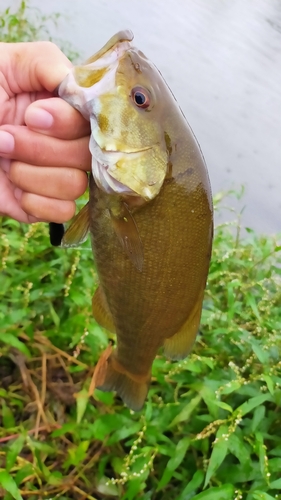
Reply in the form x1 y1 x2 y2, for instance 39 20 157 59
0 195 280 499
0 0 78 61
0 2 280 498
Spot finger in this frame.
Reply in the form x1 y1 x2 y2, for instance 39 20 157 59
0 157 11 173
1 41 72 93
20 192 77 223
0 125 91 170
9 162 88 200
25 97 90 139
0 168 40 223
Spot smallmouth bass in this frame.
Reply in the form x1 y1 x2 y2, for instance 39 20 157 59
57 30 213 411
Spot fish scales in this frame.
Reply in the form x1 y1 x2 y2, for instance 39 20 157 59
88 112 212 401
57 30 213 411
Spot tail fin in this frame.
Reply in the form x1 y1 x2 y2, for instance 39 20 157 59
94 351 149 411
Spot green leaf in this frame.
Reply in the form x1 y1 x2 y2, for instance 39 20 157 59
156 467 173 491
246 295 261 320
252 343 268 364
220 380 242 395
228 433 251 466
64 441 90 469
90 414 129 441
236 394 272 417
169 395 202 427
49 302 60 327
6 435 25 472
251 405 266 432
216 462 260 483
204 425 229 487
47 471 64 486
255 432 268 480
0 333 30 357
269 478 281 490
191 484 234 500
29 440 55 454
122 476 144 500
157 437 190 490
179 470 204 497
14 464 34 486
252 492 277 500
76 387 89 424
51 422 77 437
214 400 233 413
200 385 220 418
0 470 23 500
269 478 281 489
96 476 119 497
2 401 15 428
107 422 141 445
269 445 281 457
262 375 274 395
167 437 190 471
268 457 281 472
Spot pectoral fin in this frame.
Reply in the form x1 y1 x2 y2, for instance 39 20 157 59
92 286 115 333
110 203 143 272
163 290 205 360
61 202 90 247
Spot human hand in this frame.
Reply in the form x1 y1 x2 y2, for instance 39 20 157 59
0 41 91 223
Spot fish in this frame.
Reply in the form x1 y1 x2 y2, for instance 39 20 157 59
56 30 213 411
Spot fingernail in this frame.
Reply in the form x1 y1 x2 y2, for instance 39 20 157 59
26 108 54 129
0 131 15 154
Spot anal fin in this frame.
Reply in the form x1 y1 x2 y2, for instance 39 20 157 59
89 342 113 396
92 286 115 333
163 290 205 360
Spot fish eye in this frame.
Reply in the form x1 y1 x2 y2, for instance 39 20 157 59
131 87 150 109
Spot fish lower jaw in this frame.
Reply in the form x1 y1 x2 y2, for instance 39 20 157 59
90 138 157 200
92 160 137 196
92 162 156 201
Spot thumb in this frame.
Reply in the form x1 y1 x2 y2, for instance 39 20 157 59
0 41 73 93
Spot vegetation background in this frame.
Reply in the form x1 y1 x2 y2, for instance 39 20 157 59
0 2 280 499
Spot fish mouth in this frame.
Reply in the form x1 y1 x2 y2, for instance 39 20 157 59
58 31 164 200
58 31 144 197
101 145 153 155
58 31 134 120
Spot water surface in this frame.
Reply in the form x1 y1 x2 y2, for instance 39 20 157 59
8 0 281 232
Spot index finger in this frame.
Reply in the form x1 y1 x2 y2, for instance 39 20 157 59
1 41 72 93
25 97 91 140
